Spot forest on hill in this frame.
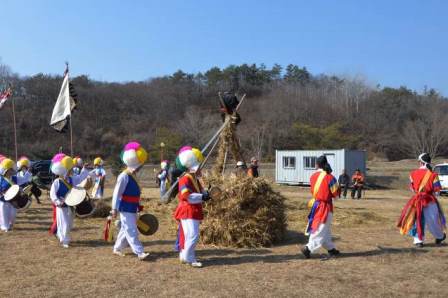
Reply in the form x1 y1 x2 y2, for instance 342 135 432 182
1 61 447 162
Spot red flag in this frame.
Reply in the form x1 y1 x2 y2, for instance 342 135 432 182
0 87 12 110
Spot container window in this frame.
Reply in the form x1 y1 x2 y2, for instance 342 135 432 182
304 156 317 169
283 156 296 169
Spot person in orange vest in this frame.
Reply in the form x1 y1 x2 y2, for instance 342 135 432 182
351 169 364 199
301 155 341 259
398 153 446 247
247 157 259 178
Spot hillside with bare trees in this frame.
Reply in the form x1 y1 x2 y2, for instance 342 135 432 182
1 60 447 162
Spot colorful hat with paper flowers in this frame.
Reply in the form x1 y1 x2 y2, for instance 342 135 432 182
50 153 74 176
17 156 30 169
73 156 83 167
94 157 104 166
0 158 16 176
121 141 148 170
175 146 204 173
160 160 169 170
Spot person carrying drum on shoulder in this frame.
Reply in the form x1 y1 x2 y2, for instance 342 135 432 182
174 146 211 268
49 153 90 248
111 142 149 261
301 155 341 259
90 157 106 199
16 156 42 204
0 158 32 232
398 153 446 247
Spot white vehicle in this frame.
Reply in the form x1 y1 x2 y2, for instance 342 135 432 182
433 163 448 195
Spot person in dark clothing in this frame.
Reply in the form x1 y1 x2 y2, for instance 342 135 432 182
338 169 350 199
219 91 241 124
248 157 259 178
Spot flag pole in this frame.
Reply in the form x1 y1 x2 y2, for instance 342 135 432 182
70 116 74 156
11 87 18 160
65 62 74 156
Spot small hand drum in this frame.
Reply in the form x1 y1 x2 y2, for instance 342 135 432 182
137 213 159 236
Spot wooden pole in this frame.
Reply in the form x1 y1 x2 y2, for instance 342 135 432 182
11 94 18 160
69 117 74 156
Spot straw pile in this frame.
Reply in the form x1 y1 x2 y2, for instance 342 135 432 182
91 199 112 218
213 117 244 175
201 174 287 247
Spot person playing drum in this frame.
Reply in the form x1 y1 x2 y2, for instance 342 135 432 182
72 156 83 175
111 142 150 261
174 146 211 268
0 158 31 232
49 153 90 248
16 156 42 204
90 157 106 199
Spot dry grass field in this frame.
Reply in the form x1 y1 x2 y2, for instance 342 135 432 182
1 160 448 297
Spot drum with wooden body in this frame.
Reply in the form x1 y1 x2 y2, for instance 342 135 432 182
137 213 159 236
4 185 32 211
65 186 95 218
78 177 93 191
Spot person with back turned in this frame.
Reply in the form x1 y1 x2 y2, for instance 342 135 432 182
301 155 341 259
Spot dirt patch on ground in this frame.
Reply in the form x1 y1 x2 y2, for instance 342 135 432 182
1 180 448 297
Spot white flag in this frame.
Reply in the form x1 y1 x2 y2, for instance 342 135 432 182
50 72 77 132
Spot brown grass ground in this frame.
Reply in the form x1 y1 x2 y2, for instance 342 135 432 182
1 161 448 297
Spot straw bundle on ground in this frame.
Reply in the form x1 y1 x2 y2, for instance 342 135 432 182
201 174 287 248
91 199 112 218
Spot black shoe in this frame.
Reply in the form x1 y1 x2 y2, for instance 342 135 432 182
301 246 311 259
328 248 340 257
415 243 424 248
436 233 446 245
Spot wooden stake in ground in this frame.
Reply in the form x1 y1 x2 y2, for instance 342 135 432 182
11 90 18 161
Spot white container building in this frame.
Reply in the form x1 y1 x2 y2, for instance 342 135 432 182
275 149 366 185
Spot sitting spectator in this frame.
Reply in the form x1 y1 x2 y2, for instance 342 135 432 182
351 169 364 199
338 169 350 199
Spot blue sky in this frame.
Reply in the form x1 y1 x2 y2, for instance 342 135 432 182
1 0 447 94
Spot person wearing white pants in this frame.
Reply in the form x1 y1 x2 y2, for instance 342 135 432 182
398 153 446 247
306 212 335 253
180 219 200 263
173 146 211 268
0 158 29 232
49 153 89 248
413 202 445 244
111 141 149 261
302 155 340 259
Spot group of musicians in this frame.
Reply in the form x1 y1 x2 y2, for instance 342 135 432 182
0 147 446 264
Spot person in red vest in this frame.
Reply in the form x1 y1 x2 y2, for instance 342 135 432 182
351 169 364 199
301 155 341 259
174 146 211 268
398 153 446 247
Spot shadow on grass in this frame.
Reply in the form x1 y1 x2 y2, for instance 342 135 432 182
337 246 430 259
73 239 112 247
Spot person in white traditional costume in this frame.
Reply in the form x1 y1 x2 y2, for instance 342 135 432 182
90 157 106 199
0 158 30 232
49 153 89 248
111 142 150 260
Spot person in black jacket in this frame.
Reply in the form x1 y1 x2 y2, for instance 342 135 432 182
338 169 350 199
219 91 241 124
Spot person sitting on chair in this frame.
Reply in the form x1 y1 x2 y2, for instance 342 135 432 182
351 169 364 199
338 169 350 199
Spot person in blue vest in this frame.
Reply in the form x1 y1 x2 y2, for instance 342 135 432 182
49 153 89 248
0 158 31 232
111 141 150 261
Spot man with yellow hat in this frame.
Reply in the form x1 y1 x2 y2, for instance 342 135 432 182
111 142 150 260
0 158 31 232
49 153 90 247
90 157 106 199
16 156 42 204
